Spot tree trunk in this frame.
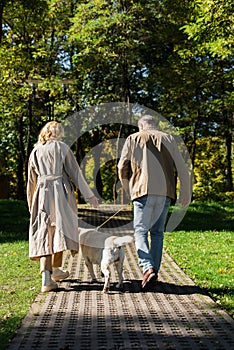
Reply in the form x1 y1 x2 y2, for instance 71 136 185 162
190 121 197 170
16 116 26 200
225 128 233 191
113 124 123 203
0 0 6 44
93 129 103 201
25 97 33 184
76 136 86 204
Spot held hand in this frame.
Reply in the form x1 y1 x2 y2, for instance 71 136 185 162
88 196 99 208
178 189 191 208
181 199 190 208
178 197 190 208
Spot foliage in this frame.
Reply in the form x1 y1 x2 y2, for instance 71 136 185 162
181 0 234 59
177 0 234 194
0 0 233 201
193 136 233 201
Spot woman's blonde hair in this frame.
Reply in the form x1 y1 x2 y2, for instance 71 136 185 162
37 121 64 145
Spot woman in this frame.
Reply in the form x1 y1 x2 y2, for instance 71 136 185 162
27 121 98 292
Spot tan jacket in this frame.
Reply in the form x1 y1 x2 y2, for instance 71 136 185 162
118 129 191 202
27 141 94 260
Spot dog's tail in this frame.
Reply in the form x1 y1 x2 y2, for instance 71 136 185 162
113 235 133 247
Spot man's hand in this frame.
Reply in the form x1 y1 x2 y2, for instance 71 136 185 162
121 179 131 199
88 196 99 208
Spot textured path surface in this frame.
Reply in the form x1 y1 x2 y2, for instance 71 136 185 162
7 206 234 350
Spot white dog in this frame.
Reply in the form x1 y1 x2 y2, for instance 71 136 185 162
79 229 133 293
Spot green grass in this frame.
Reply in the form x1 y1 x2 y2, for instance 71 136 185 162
0 200 41 350
0 200 29 243
0 200 233 349
0 241 41 348
164 230 233 316
164 202 234 317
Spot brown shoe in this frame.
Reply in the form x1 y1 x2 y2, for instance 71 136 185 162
142 268 157 288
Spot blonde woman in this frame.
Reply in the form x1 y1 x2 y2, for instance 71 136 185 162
27 121 98 292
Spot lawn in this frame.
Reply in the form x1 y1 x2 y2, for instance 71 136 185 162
164 202 234 317
0 200 41 350
0 200 233 349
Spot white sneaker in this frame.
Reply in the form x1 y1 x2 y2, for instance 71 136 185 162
51 268 70 282
41 280 58 293
41 270 58 293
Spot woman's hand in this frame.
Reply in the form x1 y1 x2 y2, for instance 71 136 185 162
88 196 99 208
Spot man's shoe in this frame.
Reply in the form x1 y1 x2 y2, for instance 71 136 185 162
51 268 70 282
142 268 157 288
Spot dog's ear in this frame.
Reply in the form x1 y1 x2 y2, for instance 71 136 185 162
113 235 133 247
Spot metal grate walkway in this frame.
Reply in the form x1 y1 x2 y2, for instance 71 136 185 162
7 206 234 350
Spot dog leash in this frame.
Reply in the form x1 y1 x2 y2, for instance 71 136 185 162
96 203 130 231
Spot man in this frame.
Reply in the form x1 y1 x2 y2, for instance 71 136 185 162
118 115 191 288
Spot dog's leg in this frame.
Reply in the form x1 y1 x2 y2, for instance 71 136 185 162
84 258 97 283
115 248 125 289
100 261 110 293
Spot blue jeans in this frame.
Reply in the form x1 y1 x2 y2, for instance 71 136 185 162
133 195 171 274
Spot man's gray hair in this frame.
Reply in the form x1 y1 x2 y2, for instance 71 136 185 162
138 115 157 127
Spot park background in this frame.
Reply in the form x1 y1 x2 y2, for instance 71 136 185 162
0 0 233 202
0 1 233 348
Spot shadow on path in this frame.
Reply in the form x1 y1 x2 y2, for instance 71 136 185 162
56 279 207 296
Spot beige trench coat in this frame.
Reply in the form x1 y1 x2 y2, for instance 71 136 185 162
27 141 94 260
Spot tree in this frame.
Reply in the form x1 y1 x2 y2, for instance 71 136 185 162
0 0 78 198
179 0 234 193
0 0 233 201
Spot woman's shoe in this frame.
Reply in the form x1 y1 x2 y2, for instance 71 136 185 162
41 270 58 292
41 280 58 293
51 268 70 282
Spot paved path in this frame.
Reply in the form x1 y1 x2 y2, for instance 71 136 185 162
7 206 234 350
